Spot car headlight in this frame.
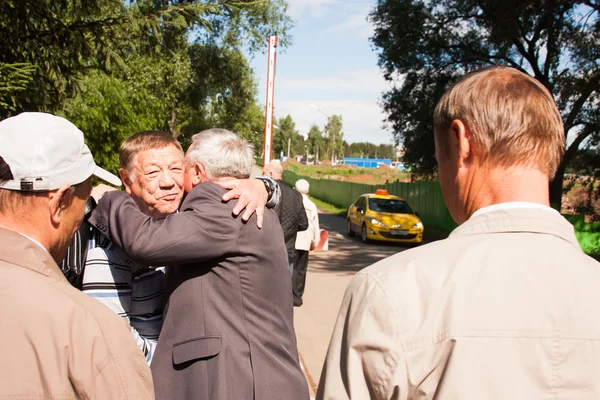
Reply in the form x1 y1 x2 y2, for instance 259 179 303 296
369 217 385 227
413 221 423 229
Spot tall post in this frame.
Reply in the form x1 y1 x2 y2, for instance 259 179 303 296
263 36 278 165
329 116 335 164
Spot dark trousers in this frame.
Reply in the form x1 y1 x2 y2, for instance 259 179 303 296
292 250 309 307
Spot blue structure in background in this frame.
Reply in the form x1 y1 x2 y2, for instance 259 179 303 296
343 157 392 168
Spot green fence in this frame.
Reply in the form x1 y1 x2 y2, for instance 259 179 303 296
283 171 599 256
283 171 458 233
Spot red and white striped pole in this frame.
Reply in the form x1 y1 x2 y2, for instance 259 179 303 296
263 35 278 165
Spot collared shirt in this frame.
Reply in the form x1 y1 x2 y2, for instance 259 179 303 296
18 232 48 253
471 201 560 218
60 197 166 364
82 236 166 365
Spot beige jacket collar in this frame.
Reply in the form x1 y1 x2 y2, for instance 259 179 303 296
450 207 579 247
0 227 66 281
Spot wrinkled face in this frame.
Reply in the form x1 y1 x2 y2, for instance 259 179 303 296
123 145 184 219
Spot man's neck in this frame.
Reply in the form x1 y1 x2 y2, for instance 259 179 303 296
0 216 51 253
464 166 551 220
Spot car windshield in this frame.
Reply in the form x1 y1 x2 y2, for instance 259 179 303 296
368 198 414 214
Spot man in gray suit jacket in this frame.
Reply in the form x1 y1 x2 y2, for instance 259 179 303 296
90 129 309 400
318 66 600 399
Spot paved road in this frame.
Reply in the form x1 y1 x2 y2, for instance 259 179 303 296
293 211 414 391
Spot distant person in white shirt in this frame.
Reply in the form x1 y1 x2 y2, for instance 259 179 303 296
293 179 320 307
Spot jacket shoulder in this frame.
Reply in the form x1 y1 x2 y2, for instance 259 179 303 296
0 262 153 398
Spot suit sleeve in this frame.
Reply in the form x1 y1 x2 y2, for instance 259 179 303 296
316 272 408 400
88 189 238 265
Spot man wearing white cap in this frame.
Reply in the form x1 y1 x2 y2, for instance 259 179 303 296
0 112 154 399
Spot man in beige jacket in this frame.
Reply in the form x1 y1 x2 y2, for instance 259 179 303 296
317 66 600 399
0 112 154 399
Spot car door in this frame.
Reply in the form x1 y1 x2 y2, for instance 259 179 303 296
355 196 367 228
348 198 359 230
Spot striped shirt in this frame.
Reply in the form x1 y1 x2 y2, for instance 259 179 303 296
82 233 166 365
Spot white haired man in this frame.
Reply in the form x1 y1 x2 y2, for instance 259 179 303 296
88 129 309 399
293 178 320 307
64 130 279 365
0 112 153 398
318 66 600 399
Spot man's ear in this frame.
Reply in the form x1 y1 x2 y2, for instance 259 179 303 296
119 168 133 195
449 119 472 168
194 163 206 185
48 185 72 225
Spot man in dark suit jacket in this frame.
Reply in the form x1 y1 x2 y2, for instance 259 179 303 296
263 161 308 275
89 129 309 400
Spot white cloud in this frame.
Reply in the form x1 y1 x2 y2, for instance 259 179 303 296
324 11 373 38
277 68 391 94
288 0 340 19
274 99 394 145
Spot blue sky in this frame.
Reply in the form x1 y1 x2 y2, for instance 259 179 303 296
249 0 395 145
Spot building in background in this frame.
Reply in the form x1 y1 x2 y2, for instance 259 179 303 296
343 157 392 169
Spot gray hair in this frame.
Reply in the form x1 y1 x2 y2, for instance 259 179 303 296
295 179 310 194
185 129 253 180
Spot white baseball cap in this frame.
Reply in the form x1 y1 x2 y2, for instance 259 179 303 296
0 112 121 191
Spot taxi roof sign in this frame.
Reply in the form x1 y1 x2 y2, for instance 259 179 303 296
375 189 389 196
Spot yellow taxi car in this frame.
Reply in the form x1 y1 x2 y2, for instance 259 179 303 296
347 189 424 244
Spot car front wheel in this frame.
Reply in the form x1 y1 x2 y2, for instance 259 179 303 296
361 224 369 243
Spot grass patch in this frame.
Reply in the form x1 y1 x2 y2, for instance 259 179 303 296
575 231 600 259
286 162 410 184
310 195 348 216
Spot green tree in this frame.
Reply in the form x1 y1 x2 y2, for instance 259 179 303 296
232 102 266 156
291 132 306 157
62 49 192 173
370 0 600 208
376 144 394 159
0 0 293 117
1 1 293 170
306 124 325 162
273 115 298 158
345 142 393 158
61 70 161 174
0 63 35 113
177 44 260 142
325 115 344 162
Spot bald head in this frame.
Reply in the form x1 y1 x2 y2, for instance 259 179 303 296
263 162 284 180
